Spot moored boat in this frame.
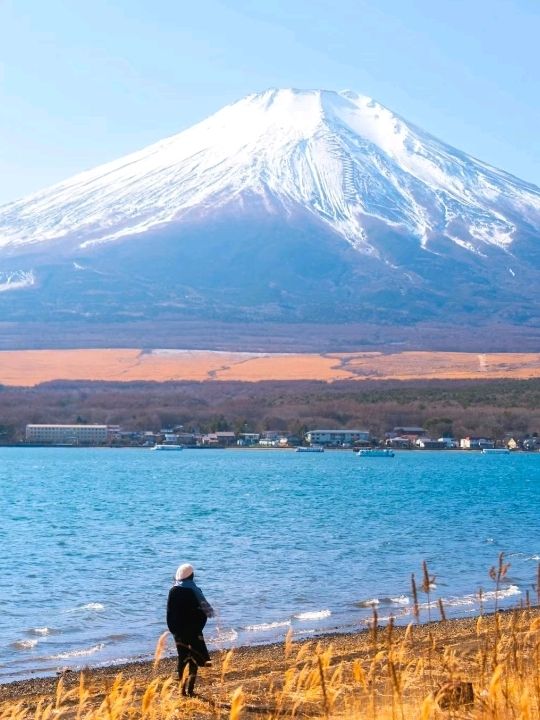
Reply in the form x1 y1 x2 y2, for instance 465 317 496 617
481 448 510 454
356 448 395 457
151 444 184 451
296 445 324 453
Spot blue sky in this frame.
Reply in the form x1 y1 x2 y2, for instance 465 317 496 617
0 0 538 204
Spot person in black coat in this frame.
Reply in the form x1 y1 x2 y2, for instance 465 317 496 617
166 563 214 697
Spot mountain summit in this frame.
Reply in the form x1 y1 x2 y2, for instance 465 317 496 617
0 88 539 344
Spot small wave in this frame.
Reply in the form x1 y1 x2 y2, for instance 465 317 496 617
103 633 131 642
81 602 105 611
363 614 394 625
439 596 476 608
11 639 38 650
357 595 410 608
31 627 51 636
295 610 331 621
417 585 521 611
527 555 540 561
94 657 132 669
483 585 521 601
210 628 238 643
390 595 410 606
356 598 380 608
246 620 291 632
49 643 105 660
65 602 105 613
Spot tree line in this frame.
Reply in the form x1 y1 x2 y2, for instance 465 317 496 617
0 377 539 443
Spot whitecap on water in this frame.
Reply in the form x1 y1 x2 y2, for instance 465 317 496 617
246 620 291 632
48 643 105 660
441 596 476 608
31 627 51 636
209 628 239 643
65 602 105 613
11 639 38 650
294 610 331 621
355 598 380 607
483 585 521 601
390 595 410 606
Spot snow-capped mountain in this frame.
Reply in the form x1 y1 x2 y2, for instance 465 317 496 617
0 88 539 337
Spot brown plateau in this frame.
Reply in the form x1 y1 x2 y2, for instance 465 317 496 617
1 349 540 386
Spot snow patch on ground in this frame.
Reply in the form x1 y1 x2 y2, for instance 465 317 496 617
0 270 35 292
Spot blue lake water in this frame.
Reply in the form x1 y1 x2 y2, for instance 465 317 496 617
1 447 539 682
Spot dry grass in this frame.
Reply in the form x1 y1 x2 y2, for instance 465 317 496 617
2 608 540 720
1 349 540 386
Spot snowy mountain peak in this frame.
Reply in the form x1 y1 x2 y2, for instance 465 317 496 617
0 87 539 259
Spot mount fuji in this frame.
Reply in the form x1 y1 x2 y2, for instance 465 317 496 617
0 88 539 348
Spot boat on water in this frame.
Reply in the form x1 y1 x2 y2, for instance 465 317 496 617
356 448 395 457
151 444 184 451
296 446 324 453
482 448 510 454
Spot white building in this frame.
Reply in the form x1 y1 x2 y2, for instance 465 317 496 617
459 436 495 450
438 437 458 448
305 429 370 446
25 424 109 445
237 433 260 446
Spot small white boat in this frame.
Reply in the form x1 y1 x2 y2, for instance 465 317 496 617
356 448 395 457
481 448 509 454
296 445 324 453
151 444 184 451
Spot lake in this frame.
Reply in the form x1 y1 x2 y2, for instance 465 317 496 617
1 447 539 682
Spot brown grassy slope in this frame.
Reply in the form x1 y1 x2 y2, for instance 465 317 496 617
1 610 540 719
0 349 540 386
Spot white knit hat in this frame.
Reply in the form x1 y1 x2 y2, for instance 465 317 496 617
176 563 194 581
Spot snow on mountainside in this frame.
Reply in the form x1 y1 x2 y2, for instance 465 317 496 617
1 88 540 257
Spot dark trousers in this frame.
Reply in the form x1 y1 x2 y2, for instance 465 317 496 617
174 631 210 696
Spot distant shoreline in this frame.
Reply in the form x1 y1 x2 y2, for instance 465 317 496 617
0 444 535 453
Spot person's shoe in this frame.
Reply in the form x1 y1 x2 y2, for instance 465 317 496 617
204 661 213 667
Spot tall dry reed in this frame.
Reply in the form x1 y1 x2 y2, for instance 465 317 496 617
2 560 540 720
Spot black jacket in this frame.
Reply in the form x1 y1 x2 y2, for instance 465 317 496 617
166 586 207 637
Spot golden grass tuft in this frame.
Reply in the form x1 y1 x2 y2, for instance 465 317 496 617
2 606 540 720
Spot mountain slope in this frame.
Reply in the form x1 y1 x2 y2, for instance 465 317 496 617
0 88 539 340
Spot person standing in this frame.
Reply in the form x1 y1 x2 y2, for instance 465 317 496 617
166 563 214 697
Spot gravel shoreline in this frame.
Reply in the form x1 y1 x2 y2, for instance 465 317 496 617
2 608 538 704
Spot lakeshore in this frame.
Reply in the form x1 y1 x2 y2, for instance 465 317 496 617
2 609 539 717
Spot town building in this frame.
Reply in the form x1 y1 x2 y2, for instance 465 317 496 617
201 431 237 446
25 424 109 445
305 429 370 446
260 430 288 441
385 436 412 449
415 437 446 449
438 437 458 448
459 436 495 450
390 426 426 440
237 433 260 446
258 430 289 447
174 432 197 445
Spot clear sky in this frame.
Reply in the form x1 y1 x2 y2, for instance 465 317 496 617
0 0 538 205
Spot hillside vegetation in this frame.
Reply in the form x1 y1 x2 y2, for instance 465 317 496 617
1 378 539 441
